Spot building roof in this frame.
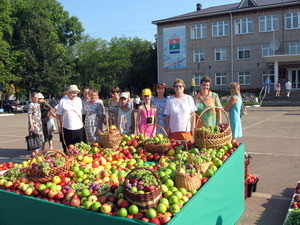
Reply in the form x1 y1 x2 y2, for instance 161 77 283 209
153 0 300 24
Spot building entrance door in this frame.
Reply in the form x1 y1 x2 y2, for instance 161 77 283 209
288 69 300 89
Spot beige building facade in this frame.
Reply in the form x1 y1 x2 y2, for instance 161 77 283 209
153 0 300 91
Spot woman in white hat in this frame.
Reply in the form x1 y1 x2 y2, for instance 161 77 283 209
56 85 85 152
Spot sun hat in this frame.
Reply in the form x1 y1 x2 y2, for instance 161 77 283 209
120 92 129 99
38 93 44 99
68 85 80 93
142 88 152 96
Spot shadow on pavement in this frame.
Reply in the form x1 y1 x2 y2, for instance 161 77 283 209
255 188 293 225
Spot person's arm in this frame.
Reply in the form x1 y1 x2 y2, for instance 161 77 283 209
214 94 222 125
56 114 62 133
114 109 118 128
165 115 170 136
190 112 195 136
223 96 237 112
131 110 135 135
28 105 34 132
136 106 141 134
98 103 105 132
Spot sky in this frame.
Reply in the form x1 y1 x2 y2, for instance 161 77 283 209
57 0 238 42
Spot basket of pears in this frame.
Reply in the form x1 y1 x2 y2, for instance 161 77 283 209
142 124 170 154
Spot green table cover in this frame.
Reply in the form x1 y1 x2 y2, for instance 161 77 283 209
0 144 245 225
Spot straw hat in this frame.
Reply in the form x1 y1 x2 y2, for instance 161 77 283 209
68 85 80 93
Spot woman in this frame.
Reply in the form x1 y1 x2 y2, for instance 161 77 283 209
151 83 167 134
164 79 196 142
84 89 105 143
28 92 44 156
56 85 85 152
224 82 243 142
38 93 55 149
194 76 222 127
137 88 157 137
275 81 281 97
108 87 120 125
114 92 135 135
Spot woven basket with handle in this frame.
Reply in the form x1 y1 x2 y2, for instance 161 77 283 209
175 152 202 191
142 124 170 154
194 107 232 149
27 150 72 183
99 115 122 149
124 167 162 209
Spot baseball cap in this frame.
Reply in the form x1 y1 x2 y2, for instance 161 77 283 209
38 93 44 99
120 92 129 99
142 88 152 96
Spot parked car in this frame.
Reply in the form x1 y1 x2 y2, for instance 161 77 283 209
0 100 24 113
21 101 31 112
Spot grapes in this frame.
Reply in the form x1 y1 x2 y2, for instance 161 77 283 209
191 153 211 165
3 168 24 181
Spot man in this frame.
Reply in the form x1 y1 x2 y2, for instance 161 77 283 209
56 85 85 152
81 87 90 122
264 77 271 94
285 80 292 97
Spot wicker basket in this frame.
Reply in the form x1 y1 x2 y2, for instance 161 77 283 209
196 161 213 174
99 115 122 149
124 167 162 209
143 124 170 154
194 107 232 149
175 152 202 191
27 150 72 183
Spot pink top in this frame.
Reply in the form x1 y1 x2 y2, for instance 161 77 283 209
138 107 156 137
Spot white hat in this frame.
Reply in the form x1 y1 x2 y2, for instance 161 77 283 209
68 85 80 93
120 92 129 99
38 93 44 99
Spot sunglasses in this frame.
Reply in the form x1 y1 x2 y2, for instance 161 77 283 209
174 84 184 88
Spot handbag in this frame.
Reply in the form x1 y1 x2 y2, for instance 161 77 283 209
25 132 43 151
47 117 56 133
240 103 247 118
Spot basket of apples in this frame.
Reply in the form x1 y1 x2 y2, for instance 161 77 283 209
191 151 213 174
27 150 72 183
175 152 202 191
195 107 232 149
124 167 162 209
99 125 122 149
142 124 170 154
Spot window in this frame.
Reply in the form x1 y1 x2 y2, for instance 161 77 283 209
285 12 300 30
289 42 300 55
212 21 229 37
193 50 205 62
237 46 250 60
261 44 275 57
238 72 250 85
215 48 227 61
262 71 274 85
193 74 205 86
191 24 207 39
235 18 253 34
215 73 227 86
259 15 279 32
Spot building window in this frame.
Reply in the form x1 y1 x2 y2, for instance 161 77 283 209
212 21 229 37
193 50 205 62
237 46 250 60
262 71 275 85
191 24 207 39
215 72 227 86
259 15 279 32
215 48 227 61
193 74 205 86
289 42 300 55
285 12 300 30
261 44 275 57
238 72 250 85
235 18 253 34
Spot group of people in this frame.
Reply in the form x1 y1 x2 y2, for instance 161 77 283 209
264 78 292 98
28 77 244 155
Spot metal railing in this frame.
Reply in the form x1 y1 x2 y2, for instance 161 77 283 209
258 86 267 105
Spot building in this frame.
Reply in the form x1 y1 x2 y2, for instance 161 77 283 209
152 0 300 91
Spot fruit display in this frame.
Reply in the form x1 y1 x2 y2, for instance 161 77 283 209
197 123 229 134
284 182 300 225
0 135 241 224
144 134 169 145
100 125 120 135
0 162 14 171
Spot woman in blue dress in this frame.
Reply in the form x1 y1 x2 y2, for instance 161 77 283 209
151 83 167 134
224 82 243 142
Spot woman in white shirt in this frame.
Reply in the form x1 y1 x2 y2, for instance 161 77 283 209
164 79 197 142
56 85 85 152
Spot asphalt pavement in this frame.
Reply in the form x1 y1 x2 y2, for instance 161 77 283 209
0 109 300 225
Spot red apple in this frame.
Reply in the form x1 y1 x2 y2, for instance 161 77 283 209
150 218 161 225
70 198 81 207
117 199 130 208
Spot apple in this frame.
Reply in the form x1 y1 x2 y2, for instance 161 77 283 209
91 202 102 211
88 195 98 202
150 218 161 225
117 208 128 217
170 204 180 214
70 198 81 207
55 191 64 200
24 188 33 196
101 203 112 214
128 204 139 215
117 199 130 208
159 215 171 224
84 201 94 210
146 208 157 219
107 195 117 203
98 195 107 204
48 190 58 199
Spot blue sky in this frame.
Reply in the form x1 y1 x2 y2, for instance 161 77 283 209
57 0 238 42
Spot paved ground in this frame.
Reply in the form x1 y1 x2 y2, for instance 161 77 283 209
0 110 299 225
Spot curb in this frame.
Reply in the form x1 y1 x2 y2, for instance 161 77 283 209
0 114 15 117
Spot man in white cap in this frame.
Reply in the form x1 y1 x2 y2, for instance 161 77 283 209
56 85 85 152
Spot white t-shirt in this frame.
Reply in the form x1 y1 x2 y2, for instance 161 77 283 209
164 95 197 133
285 81 292 90
56 96 83 130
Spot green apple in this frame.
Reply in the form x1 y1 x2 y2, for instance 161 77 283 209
128 205 139 215
117 208 128 217
170 204 180 214
146 208 157 219
156 203 167 214
91 202 101 211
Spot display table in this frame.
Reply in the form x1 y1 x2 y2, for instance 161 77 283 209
0 144 245 225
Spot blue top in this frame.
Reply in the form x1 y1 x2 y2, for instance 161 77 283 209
229 95 243 139
264 79 271 87
151 96 167 129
